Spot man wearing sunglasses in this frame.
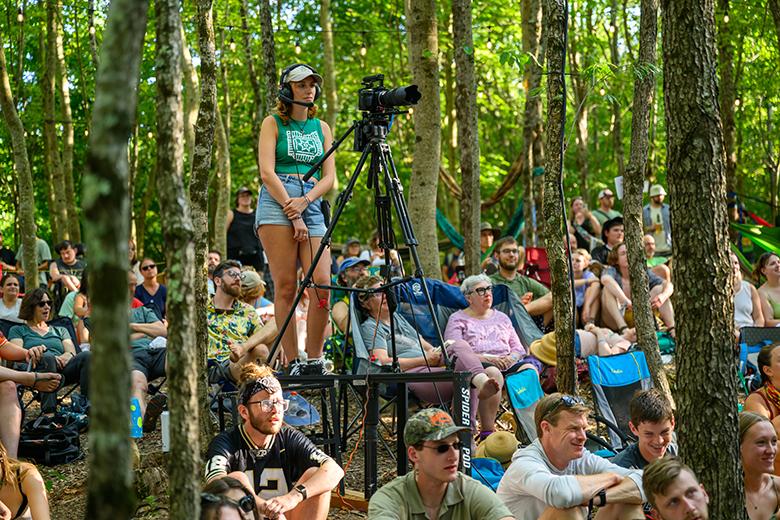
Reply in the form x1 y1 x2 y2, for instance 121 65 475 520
205 364 343 520
207 261 270 383
368 408 513 519
497 393 645 519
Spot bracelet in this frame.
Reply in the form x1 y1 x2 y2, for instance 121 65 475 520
303 195 312 206
33 372 38 385
291 216 302 221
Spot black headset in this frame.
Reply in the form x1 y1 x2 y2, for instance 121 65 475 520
278 63 321 104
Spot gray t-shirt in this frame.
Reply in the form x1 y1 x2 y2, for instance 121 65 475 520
130 306 161 352
496 438 644 520
360 314 425 358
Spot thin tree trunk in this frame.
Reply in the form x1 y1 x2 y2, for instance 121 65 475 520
544 0 576 394
155 0 200 515
624 0 674 405
0 37 37 291
522 0 544 246
239 0 262 172
717 0 738 222
568 5 590 197
769 0 780 62
661 0 745 516
128 121 140 230
609 0 625 179
259 0 277 118
54 0 80 242
181 19 200 172
88 0 99 68
45 2 67 242
405 0 441 279
136 172 154 259
15 0 27 109
82 0 149 516
453 0 480 276
319 0 338 130
214 104 231 256
190 0 218 443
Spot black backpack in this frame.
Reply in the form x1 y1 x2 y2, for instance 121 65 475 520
18 414 83 466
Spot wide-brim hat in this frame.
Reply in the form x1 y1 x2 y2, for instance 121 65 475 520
649 184 667 198
530 332 557 367
475 431 518 469
480 222 501 240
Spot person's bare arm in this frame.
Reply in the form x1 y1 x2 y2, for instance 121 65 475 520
331 301 349 333
525 292 553 316
372 348 441 369
574 473 623 503
759 289 780 327
751 285 766 327
602 475 643 504
130 320 168 338
21 466 51 520
262 459 344 517
225 209 234 231
49 262 62 282
601 274 631 305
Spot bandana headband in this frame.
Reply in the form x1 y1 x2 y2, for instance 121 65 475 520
241 376 282 405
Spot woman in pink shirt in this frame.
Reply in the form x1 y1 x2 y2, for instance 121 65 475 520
445 274 543 439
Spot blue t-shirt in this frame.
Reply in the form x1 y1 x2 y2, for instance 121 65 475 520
134 284 167 320
575 271 597 308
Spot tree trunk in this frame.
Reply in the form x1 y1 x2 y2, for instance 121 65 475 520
522 0 544 246
239 0 262 172
45 1 68 242
190 0 218 443
453 0 480 276
568 3 590 197
405 0 441 279
54 0 80 242
181 19 200 172
214 104 231 256
88 0 99 68
155 1 200 515
319 0 338 131
259 0 277 118
0 38 37 291
543 0 576 394
624 0 674 405
769 0 780 62
609 0 625 179
717 0 738 222
661 0 745 516
82 0 149 516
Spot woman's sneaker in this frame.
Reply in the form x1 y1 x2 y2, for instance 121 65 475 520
302 358 332 376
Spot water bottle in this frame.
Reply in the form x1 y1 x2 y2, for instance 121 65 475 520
130 398 143 439
161 411 170 452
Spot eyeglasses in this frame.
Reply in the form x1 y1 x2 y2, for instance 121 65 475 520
500 248 519 255
36 300 52 308
422 441 463 454
223 270 242 280
468 286 492 296
246 398 290 412
141 264 157 271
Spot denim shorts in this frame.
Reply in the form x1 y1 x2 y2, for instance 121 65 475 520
255 174 327 237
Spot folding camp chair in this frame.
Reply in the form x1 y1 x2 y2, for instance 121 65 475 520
504 368 544 444
587 350 653 451
737 327 780 393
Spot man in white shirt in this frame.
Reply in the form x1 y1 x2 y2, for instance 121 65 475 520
497 393 645 519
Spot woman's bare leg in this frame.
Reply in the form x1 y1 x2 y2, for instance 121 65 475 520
259 224 301 365
477 366 503 432
298 237 331 359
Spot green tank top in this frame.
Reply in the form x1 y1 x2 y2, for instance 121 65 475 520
273 114 325 179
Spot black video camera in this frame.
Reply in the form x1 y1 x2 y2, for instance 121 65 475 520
358 74 421 113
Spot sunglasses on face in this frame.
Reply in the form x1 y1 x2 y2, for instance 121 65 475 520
36 300 52 308
422 441 463 454
141 264 156 271
223 270 242 280
200 492 255 515
469 286 493 296
246 398 290 412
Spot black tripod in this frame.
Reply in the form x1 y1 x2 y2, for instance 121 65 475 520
265 109 451 374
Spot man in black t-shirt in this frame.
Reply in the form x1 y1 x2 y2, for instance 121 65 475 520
204 365 343 519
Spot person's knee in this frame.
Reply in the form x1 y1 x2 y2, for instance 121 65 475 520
0 380 20 406
131 371 149 394
539 506 586 520
484 366 503 386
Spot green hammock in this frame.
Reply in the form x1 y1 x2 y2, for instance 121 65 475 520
436 200 524 260
731 222 780 258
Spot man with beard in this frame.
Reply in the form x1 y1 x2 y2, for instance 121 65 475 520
204 364 344 520
497 393 645 519
489 236 553 323
207 249 222 296
330 257 370 333
207 261 269 382
643 457 709 520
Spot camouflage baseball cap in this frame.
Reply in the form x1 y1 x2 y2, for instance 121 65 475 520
404 408 470 447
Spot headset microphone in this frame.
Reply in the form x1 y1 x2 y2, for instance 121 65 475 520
278 93 314 108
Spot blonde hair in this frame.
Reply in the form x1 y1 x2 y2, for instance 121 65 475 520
0 441 29 488
574 248 591 263
534 393 589 438
739 411 771 445
275 99 318 126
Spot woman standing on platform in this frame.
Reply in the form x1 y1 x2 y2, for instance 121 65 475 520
255 63 334 376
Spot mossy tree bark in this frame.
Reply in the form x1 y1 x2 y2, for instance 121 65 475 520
661 0 745 516
0 37 37 289
190 0 218 442
717 0 738 222
624 0 674 405
259 0 277 118
82 0 148 516
181 19 200 172
543 0 576 394
239 0 262 172
215 103 231 256
155 0 200 515
405 0 441 279
453 0 480 276
44 0 67 242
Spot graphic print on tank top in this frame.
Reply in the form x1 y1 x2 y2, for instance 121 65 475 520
286 128 323 164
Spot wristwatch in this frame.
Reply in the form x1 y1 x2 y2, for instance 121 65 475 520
293 484 308 501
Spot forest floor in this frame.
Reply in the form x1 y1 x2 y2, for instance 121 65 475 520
39 363 687 519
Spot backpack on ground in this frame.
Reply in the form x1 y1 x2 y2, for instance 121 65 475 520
18 413 83 466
